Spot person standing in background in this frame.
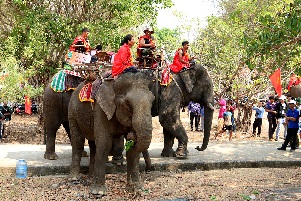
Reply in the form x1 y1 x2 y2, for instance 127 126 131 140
188 101 201 131
252 101 265 137
265 96 277 141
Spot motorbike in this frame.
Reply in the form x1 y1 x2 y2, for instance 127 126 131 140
14 103 38 114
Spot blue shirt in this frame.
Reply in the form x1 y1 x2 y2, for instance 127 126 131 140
223 111 232 126
188 101 201 114
286 108 299 128
252 106 265 119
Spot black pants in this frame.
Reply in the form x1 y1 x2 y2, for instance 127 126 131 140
252 118 262 135
282 128 298 150
268 116 277 139
190 112 200 129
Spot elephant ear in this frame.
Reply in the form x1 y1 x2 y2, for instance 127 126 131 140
179 70 196 93
95 81 116 120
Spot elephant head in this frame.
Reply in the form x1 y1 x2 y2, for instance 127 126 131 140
179 64 214 151
95 72 155 152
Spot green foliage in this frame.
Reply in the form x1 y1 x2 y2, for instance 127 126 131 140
154 27 183 60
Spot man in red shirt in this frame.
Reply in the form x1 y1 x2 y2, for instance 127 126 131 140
170 41 194 73
112 34 138 77
69 28 91 53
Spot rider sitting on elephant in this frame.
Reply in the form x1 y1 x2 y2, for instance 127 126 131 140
169 41 195 73
69 27 91 53
137 28 156 58
111 34 138 77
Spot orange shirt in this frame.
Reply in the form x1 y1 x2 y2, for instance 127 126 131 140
112 44 133 77
69 36 90 52
169 48 190 73
137 35 155 57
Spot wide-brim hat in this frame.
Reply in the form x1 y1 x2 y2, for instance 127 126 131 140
278 95 286 100
144 28 154 34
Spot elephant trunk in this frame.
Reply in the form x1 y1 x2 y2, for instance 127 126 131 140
199 104 214 151
129 91 154 153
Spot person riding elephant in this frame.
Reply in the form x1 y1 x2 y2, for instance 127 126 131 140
69 27 91 53
169 41 195 73
152 64 214 158
111 34 138 78
68 71 155 196
137 28 156 58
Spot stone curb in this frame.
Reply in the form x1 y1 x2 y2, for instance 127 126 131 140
1 160 301 177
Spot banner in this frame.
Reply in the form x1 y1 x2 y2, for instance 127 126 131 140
269 68 282 96
24 96 32 115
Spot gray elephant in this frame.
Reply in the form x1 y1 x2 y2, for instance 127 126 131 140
152 64 214 158
68 71 154 195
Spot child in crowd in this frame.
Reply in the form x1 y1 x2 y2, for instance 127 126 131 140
252 101 265 137
215 105 233 141
217 99 226 134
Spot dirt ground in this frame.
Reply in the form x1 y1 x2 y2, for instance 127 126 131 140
1 112 301 200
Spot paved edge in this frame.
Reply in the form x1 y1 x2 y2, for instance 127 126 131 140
1 161 301 176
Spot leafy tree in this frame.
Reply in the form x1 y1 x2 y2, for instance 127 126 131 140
193 0 301 132
154 27 183 61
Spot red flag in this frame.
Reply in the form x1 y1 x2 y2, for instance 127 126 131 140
24 96 32 115
269 68 282 96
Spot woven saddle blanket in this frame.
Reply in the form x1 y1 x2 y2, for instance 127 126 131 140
51 70 82 92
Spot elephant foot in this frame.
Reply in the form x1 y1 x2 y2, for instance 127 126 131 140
175 145 188 159
110 156 126 166
81 150 89 157
90 185 107 196
44 152 58 160
125 182 144 193
144 159 152 173
195 145 207 151
160 148 176 157
68 172 81 181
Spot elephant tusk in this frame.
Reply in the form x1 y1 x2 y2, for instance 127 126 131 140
207 103 215 110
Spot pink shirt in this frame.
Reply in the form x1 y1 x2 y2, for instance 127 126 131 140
218 99 227 118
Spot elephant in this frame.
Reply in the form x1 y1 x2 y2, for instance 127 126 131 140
152 64 214 158
68 71 155 195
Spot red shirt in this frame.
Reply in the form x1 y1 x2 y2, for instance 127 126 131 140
169 48 190 73
69 36 90 52
112 44 133 77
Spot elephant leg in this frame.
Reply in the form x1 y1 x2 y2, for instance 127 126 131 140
69 128 85 180
91 136 112 196
44 122 61 160
110 136 125 165
88 140 96 177
173 126 189 159
142 150 151 172
161 128 176 157
62 121 71 140
125 148 143 192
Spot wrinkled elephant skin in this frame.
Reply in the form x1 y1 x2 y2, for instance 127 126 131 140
290 84 301 98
